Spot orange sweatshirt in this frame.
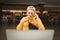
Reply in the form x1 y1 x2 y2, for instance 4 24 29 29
16 17 45 30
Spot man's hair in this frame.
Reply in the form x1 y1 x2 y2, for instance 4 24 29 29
27 6 36 11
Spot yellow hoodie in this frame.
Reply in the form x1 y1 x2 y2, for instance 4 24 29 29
16 17 45 30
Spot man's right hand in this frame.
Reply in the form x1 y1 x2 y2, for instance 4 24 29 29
20 16 30 24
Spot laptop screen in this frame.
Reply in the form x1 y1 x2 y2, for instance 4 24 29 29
6 29 54 40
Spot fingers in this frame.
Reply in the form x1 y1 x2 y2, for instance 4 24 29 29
34 14 39 19
21 17 29 23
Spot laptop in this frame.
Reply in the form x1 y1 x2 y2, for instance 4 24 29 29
6 29 54 40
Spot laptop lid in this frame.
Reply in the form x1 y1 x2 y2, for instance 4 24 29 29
6 29 54 40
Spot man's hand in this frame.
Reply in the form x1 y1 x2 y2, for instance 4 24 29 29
34 13 39 19
20 16 30 24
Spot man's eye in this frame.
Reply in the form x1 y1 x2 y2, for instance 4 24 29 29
28 12 30 14
31 13 33 14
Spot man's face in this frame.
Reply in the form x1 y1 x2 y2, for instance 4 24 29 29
27 10 35 17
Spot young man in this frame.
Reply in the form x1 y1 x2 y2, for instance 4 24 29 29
16 6 45 30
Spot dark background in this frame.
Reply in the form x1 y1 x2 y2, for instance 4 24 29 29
0 0 60 5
